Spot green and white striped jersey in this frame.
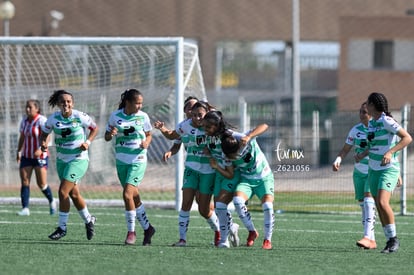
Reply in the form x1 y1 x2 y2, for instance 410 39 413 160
42 109 97 163
106 109 152 165
367 113 401 171
206 130 245 169
345 122 369 174
175 118 214 174
230 138 272 180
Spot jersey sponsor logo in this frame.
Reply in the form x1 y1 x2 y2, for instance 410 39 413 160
123 126 135 136
359 140 367 148
61 128 72 138
196 135 206 145
356 131 366 138
208 143 216 149
368 132 375 141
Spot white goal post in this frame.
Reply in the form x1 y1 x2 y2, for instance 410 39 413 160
0 37 207 210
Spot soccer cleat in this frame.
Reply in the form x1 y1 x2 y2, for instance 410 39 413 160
48 227 67 240
262 239 272 250
214 231 221 247
381 237 400 253
143 224 156 246
125 231 136 245
229 223 240 247
246 230 259 247
172 239 187 247
49 199 57 215
17 208 30 216
356 237 377 250
85 216 96 240
217 240 230 248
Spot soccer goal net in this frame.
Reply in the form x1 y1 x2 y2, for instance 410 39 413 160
0 37 207 209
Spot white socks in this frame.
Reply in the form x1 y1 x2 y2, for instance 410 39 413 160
363 197 376 240
233 196 255 231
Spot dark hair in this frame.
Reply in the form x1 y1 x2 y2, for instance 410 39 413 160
191 101 212 113
27 99 42 114
220 132 240 156
48 90 73 108
118 88 143 110
184 96 198 105
367 92 392 117
203 110 235 136
183 96 198 111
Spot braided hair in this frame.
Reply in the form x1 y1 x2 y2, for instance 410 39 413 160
367 92 392 117
48 90 73 108
118 88 142 110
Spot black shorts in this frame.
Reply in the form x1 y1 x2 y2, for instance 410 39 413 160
20 156 49 169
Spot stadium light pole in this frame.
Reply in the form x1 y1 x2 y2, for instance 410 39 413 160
0 0 15 185
292 0 301 148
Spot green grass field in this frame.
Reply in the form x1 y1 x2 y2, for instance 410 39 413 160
1 204 414 275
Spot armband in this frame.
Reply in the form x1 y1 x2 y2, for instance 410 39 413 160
85 140 91 145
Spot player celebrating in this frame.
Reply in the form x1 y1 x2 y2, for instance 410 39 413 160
203 110 269 248
215 128 275 250
105 88 156 246
357 92 412 253
332 102 377 249
40 90 97 241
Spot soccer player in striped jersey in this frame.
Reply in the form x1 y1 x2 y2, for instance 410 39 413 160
217 128 275 250
16 99 56 216
203 110 269 248
40 90 98 241
357 92 412 253
156 101 220 247
105 89 155 246
332 102 377 249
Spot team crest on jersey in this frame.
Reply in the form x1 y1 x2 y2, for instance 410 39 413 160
135 118 142 126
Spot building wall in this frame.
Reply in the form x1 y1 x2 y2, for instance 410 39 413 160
338 16 414 111
5 0 414 91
